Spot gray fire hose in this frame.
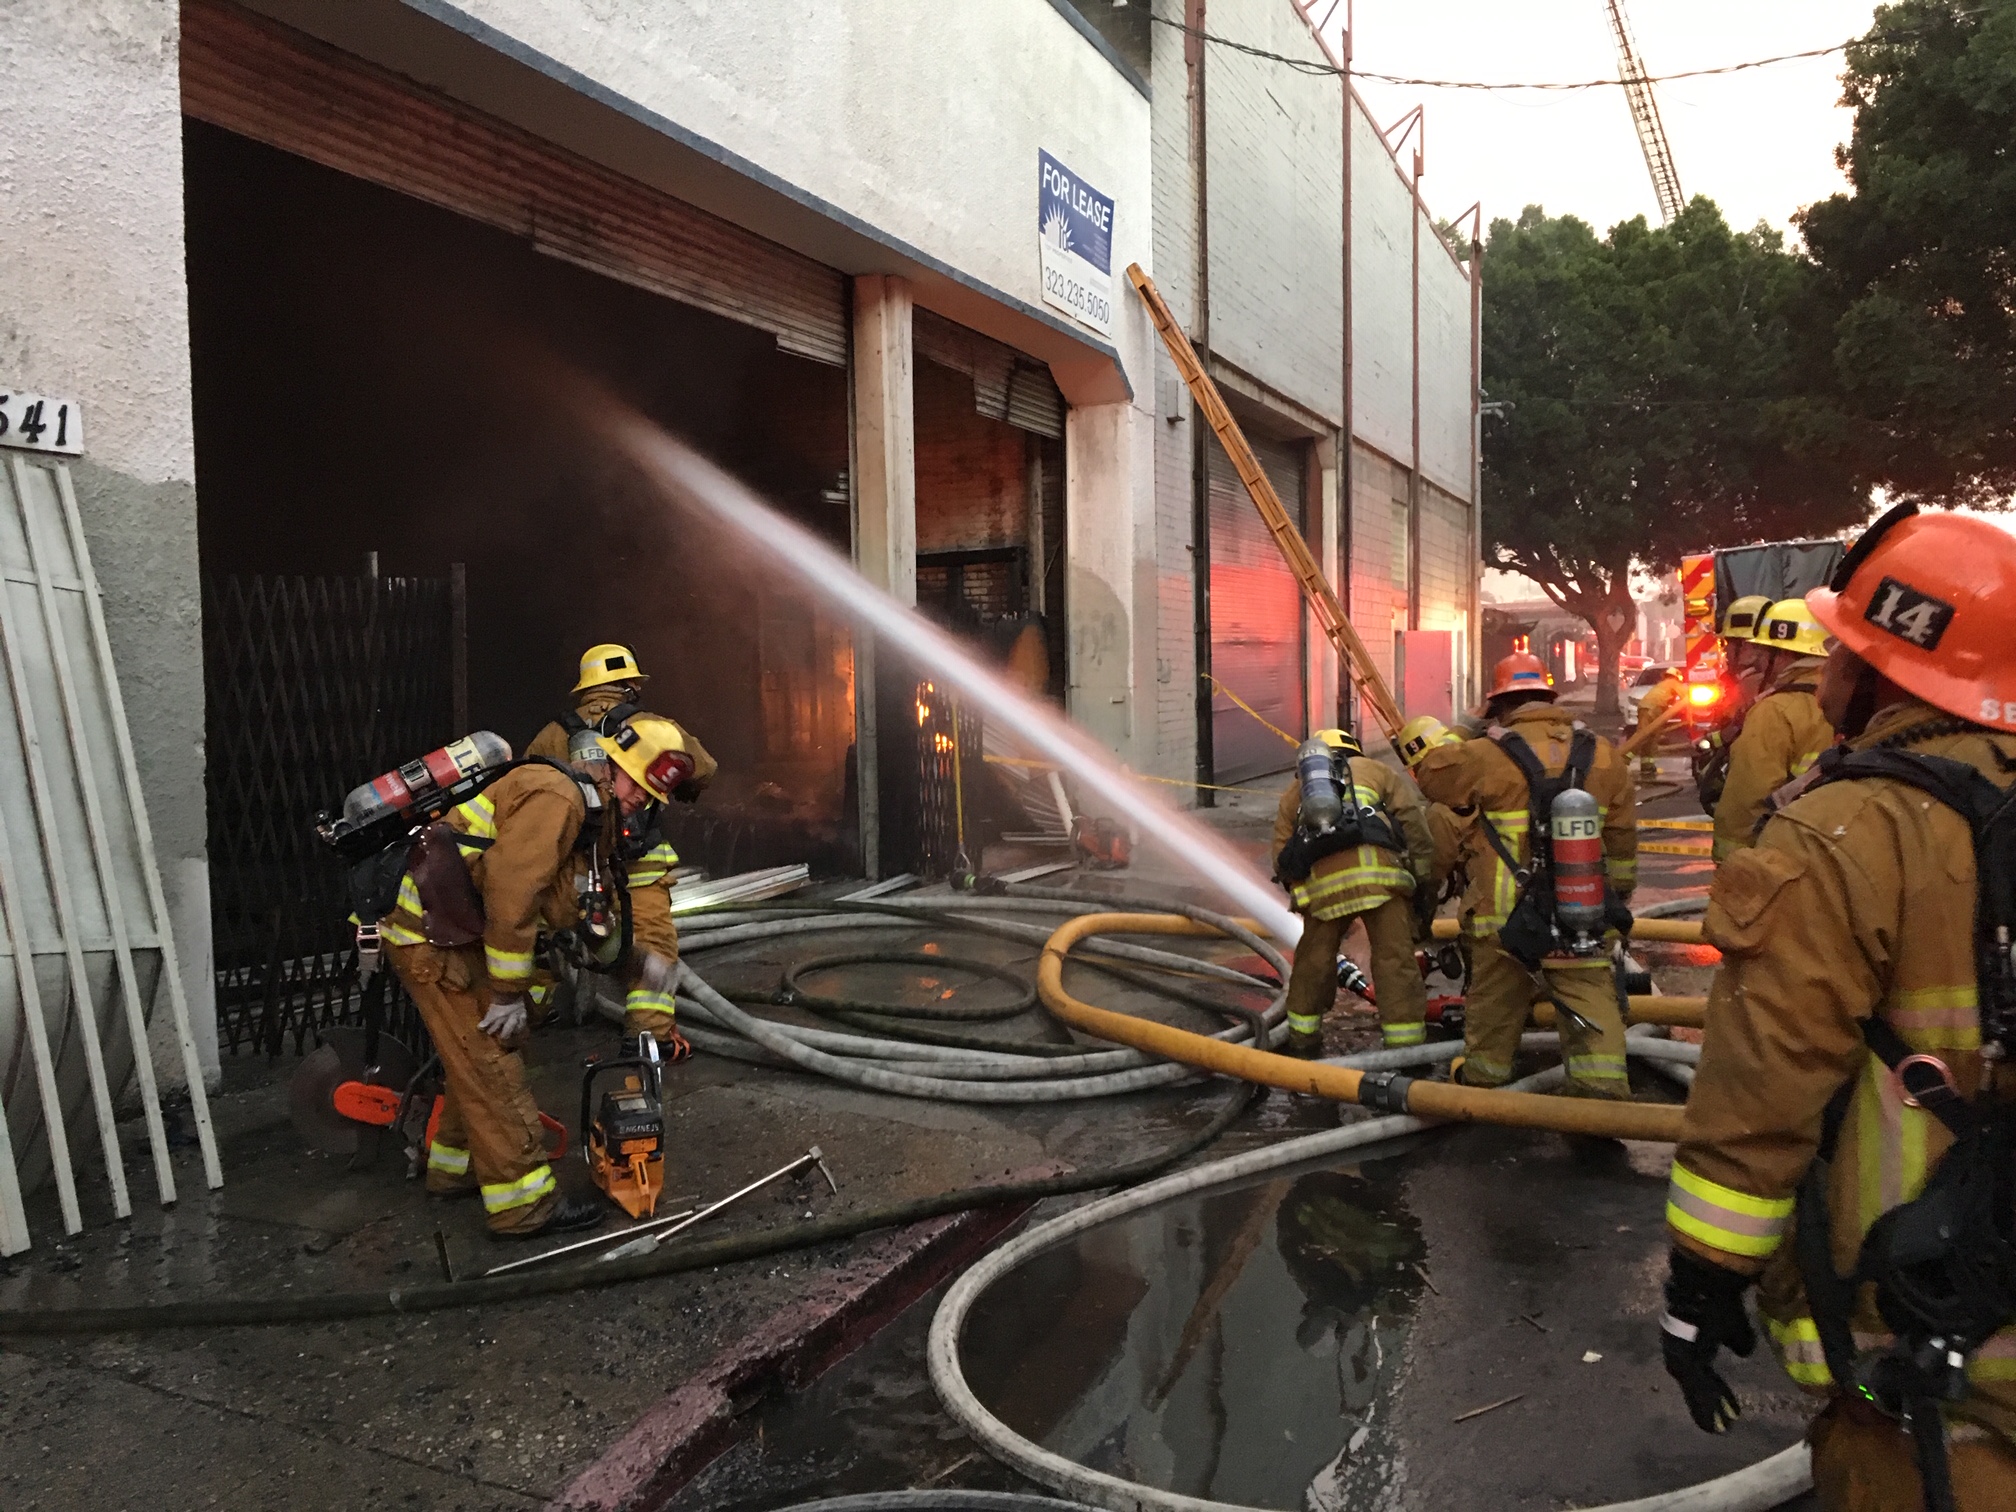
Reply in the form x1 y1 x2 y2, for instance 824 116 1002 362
925 1059 1807 1512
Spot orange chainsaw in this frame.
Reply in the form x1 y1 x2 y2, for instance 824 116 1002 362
579 1035 667 1219
291 1027 566 1170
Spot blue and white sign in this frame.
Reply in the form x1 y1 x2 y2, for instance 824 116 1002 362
1038 151 1114 337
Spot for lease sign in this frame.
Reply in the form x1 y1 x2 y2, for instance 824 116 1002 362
1038 151 1114 338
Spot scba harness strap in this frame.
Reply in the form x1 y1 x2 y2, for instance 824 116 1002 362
1278 756 1405 884
557 700 642 739
1795 745 2016 1512
1474 726 1629 971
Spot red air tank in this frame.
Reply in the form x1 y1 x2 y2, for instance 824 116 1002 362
1550 787 1607 945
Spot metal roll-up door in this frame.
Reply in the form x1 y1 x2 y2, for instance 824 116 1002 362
1208 431 1308 784
914 310 1065 438
179 0 847 365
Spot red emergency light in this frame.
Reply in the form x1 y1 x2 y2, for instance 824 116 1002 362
1687 683 1721 708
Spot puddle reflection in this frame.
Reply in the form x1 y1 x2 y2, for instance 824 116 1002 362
962 1162 1425 1510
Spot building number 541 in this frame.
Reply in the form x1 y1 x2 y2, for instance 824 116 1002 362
0 391 85 457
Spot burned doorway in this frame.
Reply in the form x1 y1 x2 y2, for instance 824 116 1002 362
182 9 856 1044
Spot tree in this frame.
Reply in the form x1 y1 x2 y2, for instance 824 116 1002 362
1798 1 2016 503
1480 202 1864 714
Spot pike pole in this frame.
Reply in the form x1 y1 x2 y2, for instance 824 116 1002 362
1128 264 1407 748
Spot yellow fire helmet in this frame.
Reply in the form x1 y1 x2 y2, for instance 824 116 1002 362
573 642 650 694
597 715 694 803
1396 715 1455 768
1754 597 1831 659
1312 727 1364 757
1718 595 1771 642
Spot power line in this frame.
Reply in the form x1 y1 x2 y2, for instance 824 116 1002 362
1148 10 1986 92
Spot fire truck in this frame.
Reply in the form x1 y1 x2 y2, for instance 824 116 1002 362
1677 536 1846 787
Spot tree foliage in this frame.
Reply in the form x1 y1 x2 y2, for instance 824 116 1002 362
1480 201 1865 711
1798 0 2016 502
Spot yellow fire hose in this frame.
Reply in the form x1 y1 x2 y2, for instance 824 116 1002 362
1039 913 1691 1141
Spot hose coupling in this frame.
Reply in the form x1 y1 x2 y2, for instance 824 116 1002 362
1356 1071 1414 1114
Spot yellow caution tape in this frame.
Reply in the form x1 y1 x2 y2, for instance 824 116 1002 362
1639 818 1714 832
1642 841 1715 857
1207 675 1300 748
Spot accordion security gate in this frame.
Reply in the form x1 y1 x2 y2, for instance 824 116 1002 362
203 570 457 1057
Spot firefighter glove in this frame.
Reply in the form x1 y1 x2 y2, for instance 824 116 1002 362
1660 1247 1756 1434
478 996 530 1042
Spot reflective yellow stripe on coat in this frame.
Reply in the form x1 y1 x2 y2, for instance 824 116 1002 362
1290 846 1415 922
1664 1161 1794 1258
626 841 680 888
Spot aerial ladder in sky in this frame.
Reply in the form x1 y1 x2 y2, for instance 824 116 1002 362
1603 0 1686 223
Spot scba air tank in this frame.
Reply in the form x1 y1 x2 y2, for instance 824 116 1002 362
1550 786 1606 945
323 732 514 859
1296 738 1343 832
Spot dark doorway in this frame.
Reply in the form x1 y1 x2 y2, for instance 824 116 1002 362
183 121 856 874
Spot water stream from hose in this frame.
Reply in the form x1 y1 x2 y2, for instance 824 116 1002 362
607 413 1300 942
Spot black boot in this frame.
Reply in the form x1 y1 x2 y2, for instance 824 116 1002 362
491 1193 607 1241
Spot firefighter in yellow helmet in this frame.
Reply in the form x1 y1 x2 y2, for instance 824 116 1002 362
1414 652 1638 1098
1271 728 1437 1056
590 714 705 1046
1709 598 1836 861
1658 504 2016 1510
1693 595 1773 811
527 648 717 1046
374 748 656 1238
1397 715 1471 887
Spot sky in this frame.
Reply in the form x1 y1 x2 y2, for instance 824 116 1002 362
1303 2 2016 589
1323 1 1884 243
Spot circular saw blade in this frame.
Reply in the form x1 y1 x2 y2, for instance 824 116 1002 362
288 1029 419 1156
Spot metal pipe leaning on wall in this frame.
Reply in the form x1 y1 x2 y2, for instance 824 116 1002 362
1039 913 1688 1142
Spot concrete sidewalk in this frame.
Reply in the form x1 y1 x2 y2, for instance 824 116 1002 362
0 892 1285 1512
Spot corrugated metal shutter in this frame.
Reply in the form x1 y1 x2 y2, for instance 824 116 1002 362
1209 431 1307 784
914 310 1065 438
179 0 847 366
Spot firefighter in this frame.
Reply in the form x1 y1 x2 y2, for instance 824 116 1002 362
1272 728 1437 1056
1658 505 2016 1509
373 741 670 1238
1397 715 1470 892
1414 652 1637 1098
1634 666 1685 780
1693 594 1772 811
527 646 716 1046
1709 598 1836 861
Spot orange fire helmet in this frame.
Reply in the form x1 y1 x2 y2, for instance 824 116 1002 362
1806 503 2016 733
1487 651 1554 701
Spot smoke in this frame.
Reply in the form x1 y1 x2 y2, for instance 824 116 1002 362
603 409 1300 942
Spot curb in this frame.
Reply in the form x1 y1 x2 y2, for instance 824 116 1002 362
546 1178 1058 1512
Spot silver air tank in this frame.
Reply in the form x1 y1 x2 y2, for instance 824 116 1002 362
1296 738 1343 833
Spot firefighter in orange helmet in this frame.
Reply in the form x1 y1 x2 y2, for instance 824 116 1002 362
1658 505 2016 1509
526 646 716 1046
1413 652 1638 1098
1271 728 1438 1056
